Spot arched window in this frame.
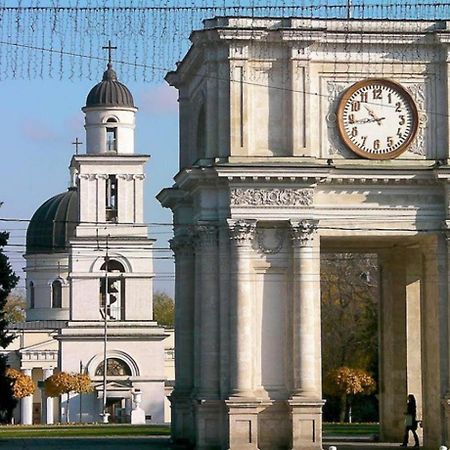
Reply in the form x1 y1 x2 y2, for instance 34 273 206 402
51 280 62 308
196 104 206 160
106 118 117 152
95 358 132 376
29 281 35 309
99 259 125 320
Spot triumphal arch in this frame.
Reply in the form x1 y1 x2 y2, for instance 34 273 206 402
158 17 450 450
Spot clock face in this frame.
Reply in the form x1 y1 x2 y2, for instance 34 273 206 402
337 79 419 160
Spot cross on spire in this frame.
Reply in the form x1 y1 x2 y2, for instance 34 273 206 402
102 40 117 65
72 137 83 155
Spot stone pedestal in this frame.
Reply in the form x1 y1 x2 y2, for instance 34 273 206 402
170 392 195 446
226 399 265 450
131 408 145 424
289 400 325 450
196 400 223 450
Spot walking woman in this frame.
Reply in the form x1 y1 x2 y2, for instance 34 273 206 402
401 394 419 447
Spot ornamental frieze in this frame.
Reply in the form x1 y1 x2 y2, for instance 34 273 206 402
230 188 314 207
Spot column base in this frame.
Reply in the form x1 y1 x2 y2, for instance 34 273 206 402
288 398 325 450
170 390 195 447
196 399 224 450
226 398 269 450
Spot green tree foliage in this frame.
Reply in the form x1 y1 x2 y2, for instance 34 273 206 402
0 231 19 348
0 227 19 423
153 291 174 327
3 294 26 323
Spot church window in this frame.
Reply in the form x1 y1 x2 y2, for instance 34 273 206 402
51 280 62 308
105 175 118 222
29 282 35 309
100 259 125 320
106 118 117 152
95 358 132 376
196 104 206 160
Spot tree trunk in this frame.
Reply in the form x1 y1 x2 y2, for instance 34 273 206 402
339 393 347 423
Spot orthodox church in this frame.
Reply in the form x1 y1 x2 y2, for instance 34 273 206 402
3 58 172 425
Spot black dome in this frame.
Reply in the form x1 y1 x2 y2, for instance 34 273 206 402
26 188 79 255
86 63 134 108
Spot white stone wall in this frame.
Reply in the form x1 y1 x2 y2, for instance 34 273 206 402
24 254 70 321
83 107 137 155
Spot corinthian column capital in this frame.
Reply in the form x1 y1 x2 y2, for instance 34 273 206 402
227 219 257 246
290 219 319 247
195 225 218 249
170 232 195 256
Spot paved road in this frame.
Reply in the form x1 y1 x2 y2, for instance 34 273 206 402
0 436 172 450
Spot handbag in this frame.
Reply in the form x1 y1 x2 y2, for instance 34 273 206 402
404 414 413 427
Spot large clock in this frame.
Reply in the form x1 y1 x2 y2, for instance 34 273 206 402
337 79 419 160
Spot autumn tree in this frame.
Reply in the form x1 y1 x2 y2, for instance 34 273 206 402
321 253 378 375
0 224 19 423
324 367 376 423
45 372 77 423
5 368 35 400
153 291 174 327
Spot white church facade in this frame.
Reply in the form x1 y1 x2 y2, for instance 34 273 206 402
3 59 173 425
159 17 450 450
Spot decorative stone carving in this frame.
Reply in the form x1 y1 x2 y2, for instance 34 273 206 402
255 228 285 255
170 232 195 256
230 188 313 207
133 174 146 181
228 219 257 245
195 225 218 248
79 173 98 181
117 174 134 181
406 82 427 156
290 219 319 247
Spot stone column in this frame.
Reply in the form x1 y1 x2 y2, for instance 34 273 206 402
169 232 195 445
288 220 324 450
228 219 257 398
195 225 222 449
21 368 33 425
42 368 54 425
226 219 262 450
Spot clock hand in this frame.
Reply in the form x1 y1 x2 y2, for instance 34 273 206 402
353 117 386 124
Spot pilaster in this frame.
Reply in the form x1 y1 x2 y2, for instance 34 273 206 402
195 224 220 399
169 232 196 445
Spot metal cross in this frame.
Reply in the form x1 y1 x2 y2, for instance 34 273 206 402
102 40 117 64
72 137 83 155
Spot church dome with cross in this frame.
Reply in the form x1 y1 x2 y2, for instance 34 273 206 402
85 42 134 108
86 62 134 108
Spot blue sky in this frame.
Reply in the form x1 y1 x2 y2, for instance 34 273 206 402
0 74 179 295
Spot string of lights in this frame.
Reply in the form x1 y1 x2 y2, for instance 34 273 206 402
0 1 450 81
